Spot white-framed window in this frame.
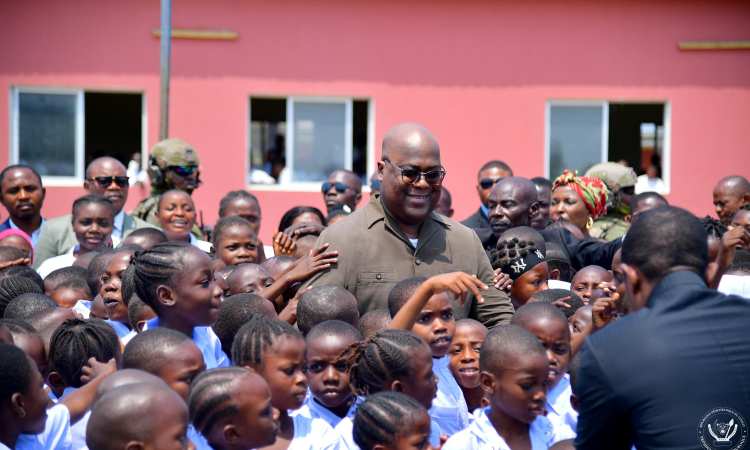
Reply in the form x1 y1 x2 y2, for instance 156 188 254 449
10 87 146 186
545 100 671 194
247 96 374 191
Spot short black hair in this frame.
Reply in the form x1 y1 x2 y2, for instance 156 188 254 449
0 318 38 334
326 206 351 224
622 206 708 282
545 242 571 282
498 227 546 256
121 228 169 247
218 190 260 218
352 392 427 450
297 286 360 336
278 206 327 232
212 293 276 357
0 265 45 292
306 320 363 343
0 343 34 403
72 194 115 217
510 301 570 334
0 277 44 317
387 277 427 319
732 250 750 265
0 165 43 193
727 262 750 275
0 246 27 264
131 242 195 310
4 293 57 319
211 216 256 249
531 177 553 190
731 204 750 222
630 192 668 214
568 352 582 396
700 215 728 240
529 289 584 318
122 327 192 374
478 160 513 177
479 324 546 376
45 266 88 294
52 275 90 299
358 309 392 341
187 367 260 437
48 318 120 388
231 314 303 369
127 296 155 331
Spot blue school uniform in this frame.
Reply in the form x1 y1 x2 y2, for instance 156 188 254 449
442 407 554 450
121 317 230 369
288 396 362 449
58 388 88 450
15 405 72 450
430 356 470 435
546 375 578 442
104 320 131 339
187 425 212 450
319 416 442 450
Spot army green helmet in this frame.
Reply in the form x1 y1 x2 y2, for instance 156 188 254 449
147 138 200 189
585 162 637 192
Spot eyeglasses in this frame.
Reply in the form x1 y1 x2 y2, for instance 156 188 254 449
169 166 198 176
383 159 446 186
620 186 635 196
479 177 503 190
88 176 129 189
322 181 348 194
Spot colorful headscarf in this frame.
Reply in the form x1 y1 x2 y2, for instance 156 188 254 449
552 170 609 219
0 229 34 263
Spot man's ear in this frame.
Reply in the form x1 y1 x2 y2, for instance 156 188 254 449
480 371 495 395
155 285 176 308
447 207 455 219
621 263 645 312
390 379 404 393
41 187 46 202
47 372 67 391
549 268 561 281
222 424 240 444
528 201 540 221
83 180 92 194
376 161 386 182
125 442 145 450
624 214 632 224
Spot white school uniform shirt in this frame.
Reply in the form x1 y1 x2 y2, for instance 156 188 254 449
72 301 92 319
430 356 470 435
441 407 554 450
122 317 230 369
15 404 72 450
104 319 131 339
37 247 77 279
319 416 442 450
718 274 750 299
288 396 362 449
545 375 578 442
58 388 89 450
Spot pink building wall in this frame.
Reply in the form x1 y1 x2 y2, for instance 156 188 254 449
1 0 749 244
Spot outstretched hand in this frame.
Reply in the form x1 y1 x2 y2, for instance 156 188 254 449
286 244 338 283
278 286 311 325
425 272 488 306
0 258 31 270
591 282 620 331
272 230 297 257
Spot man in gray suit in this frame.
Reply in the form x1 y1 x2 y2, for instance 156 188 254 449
33 157 155 268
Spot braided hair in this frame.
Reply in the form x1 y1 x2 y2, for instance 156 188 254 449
130 241 193 311
352 392 427 450
211 216 256 249
701 216 728 239
0 265 45 293
340 329 425 397
48 318 119 388
0 276 43 317
490 237 540 272
231 314 303 369
187 367 250 436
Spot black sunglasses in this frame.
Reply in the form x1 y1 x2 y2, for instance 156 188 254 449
620 186 635 196
383 159 446 186
88 176 129 189
322 181 348 194
479 177 503 190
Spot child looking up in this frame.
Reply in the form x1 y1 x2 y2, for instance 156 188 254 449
100 245 142 338
188 367 280 450
569 266 612 304
232 315 308 450
125 242 228 368
491 238 549 310
211 217 259 266
388 272 488 436
442 325 554 450
512 302 577 442
448 319 489 412
352 392 440 450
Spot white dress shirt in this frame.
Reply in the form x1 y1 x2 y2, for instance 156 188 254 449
430 355 470 435
546 374 578 442
442 407 554 450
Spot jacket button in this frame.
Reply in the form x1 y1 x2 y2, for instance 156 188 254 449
376 273 382 280
415 257 422 265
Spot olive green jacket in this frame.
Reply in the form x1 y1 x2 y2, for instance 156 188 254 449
590 214 630 241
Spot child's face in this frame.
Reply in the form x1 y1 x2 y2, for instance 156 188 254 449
214 273 228 301
227 265 275 296
101 252 131 324
307 334 356 412
571 266 613 304
149 390 194 450
166 249 222 328
510 262 549 310
73 203 114 252
412 293 455 358
448 323 487 389
50 287 89 309
0 235 32 260
570 306 593 339
390 410 435 450
522 317 571 390
15 333 48 378
21 354 50 435
482 352 548 425
222 198 262 235
156 191 196 237
156 341 206 401
230 375 280 449
397 343 438 410
611 250 628 310
254 335 308 411
731 210 750 233
215 225 259 266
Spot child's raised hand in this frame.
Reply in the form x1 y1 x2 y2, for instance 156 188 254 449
550 295 573 310
278 286 311 324
284 222 327 238
716 226 750 269
0 258 31 270
286 244 338 283
426 272 488 306
591 286 620 331
435 435 449 450
493 268 512 294
79 357 117 384
273 230 297 256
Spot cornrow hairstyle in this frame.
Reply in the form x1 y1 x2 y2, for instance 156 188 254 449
211 216 256 249
352 392 427 450
0 277 43 317
130 241 194 310
306 320 363 343
4 293 57 319
341 329 426 398
0 246 26 264
187 367 253 436
529 289 585 318
72 194 115 217
121 265 138 307
231 314 303 369
48 318 120 388
0 343 34 403
45 266 88 294
0 265 45 292
387 277 428 319
218 190 260 218
127 296 155 332
701 215 728 239
122 328 192 374
213 293 277 358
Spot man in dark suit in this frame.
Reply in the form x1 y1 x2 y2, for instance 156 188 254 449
0 165 46 246
575 206 750 450
460 160 513 231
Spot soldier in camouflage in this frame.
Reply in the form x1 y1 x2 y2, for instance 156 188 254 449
584 162 638 241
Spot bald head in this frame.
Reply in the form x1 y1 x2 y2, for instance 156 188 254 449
93 369 167 404
84 157 129 214
382 123 440 160
488 177 540 236
714 176 750 224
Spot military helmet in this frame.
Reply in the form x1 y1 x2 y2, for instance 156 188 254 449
585 162 637 192
147 138 200 187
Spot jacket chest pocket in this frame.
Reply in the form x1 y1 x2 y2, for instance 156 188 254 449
356 270 398 313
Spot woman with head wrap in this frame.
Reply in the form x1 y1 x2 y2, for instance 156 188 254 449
551 170 608 240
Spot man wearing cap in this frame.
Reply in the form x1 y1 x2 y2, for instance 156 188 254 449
584 162 638 241
131 138 203 239
32 157 156 268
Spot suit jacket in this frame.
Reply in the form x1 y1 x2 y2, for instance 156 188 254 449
301 196 515 329
540 227 621 270
460 207 491 231
575 271 750 450
32 213 156 269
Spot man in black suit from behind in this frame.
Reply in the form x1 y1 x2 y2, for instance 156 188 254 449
461 160 513 231
575 206 750 450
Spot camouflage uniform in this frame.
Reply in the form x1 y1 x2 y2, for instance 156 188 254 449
131 138 204 239
585 163 638 241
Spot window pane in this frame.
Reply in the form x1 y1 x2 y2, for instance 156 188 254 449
549 106 603 179
18 93 77 177
292 102 346 182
